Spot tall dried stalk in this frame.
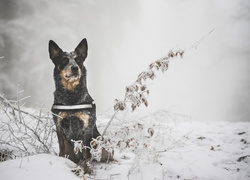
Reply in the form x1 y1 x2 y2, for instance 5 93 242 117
102 49 184 136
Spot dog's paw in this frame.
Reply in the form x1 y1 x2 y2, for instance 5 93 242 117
100 148 118 163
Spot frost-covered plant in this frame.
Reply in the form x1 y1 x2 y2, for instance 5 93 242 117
70 136 115 174
102 49 184 136
0 89 57 159
115 49 184 112
71 136 115 162
71 139 89 155
114 123 155 158
99 48 186 175
90 136 114 162
101 110 190 176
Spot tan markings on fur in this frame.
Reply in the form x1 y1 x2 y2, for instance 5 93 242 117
74 112 89 128
60 69 80 90
57 112 67 125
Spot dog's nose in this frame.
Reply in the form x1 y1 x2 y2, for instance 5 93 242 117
71 66 79 72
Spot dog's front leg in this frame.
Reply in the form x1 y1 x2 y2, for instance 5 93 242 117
55 126 66 157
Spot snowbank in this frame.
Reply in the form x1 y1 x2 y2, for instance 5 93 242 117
1 119 249 180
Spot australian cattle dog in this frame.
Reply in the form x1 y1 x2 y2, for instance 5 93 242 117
49 39 111 169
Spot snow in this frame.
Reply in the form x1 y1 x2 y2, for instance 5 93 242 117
1 110 249 180
0 154 79 180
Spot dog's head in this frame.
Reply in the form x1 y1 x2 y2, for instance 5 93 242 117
49 39 88 90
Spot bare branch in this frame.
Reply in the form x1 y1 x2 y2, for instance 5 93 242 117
0 93 56 157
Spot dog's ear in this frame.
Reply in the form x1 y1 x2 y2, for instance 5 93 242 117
75 38 88 58
49 40 62 64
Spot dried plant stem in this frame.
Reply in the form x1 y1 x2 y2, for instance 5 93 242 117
102 110 119 136
192 28 215 49
102 49 185 136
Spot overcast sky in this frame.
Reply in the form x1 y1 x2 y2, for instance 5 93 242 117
0 0 249 121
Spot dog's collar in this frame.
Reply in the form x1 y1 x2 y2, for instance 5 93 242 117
52 102 94 110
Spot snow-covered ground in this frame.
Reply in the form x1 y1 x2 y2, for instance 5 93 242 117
0 109 249 180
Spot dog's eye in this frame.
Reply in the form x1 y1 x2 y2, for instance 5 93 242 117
75 57 82 64
62 58 69 65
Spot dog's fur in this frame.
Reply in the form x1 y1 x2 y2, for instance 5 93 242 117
49 39 104 164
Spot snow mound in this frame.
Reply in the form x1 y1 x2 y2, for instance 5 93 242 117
0 154 79 180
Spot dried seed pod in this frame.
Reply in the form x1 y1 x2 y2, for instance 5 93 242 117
114 99 126 111
179 51 184 58
149 63 154 70
131 104 137 111
147 127 154 137
168 50 175 58
141 85 147 91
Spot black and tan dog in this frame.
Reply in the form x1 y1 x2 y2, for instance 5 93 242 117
49 39 109 166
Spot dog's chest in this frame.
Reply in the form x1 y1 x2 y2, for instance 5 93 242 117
56 111 90 130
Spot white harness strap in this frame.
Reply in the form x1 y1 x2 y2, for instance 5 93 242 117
52 104 93 110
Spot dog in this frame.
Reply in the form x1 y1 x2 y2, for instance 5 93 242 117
49 38 112 168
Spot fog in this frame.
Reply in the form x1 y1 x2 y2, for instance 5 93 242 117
0 0 249 121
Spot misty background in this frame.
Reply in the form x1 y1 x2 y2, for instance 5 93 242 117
0 0 249 122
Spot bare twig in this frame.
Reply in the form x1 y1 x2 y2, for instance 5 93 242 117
0 94 42 121
0 93 57 156
101 110 119 136
191 28 215 49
